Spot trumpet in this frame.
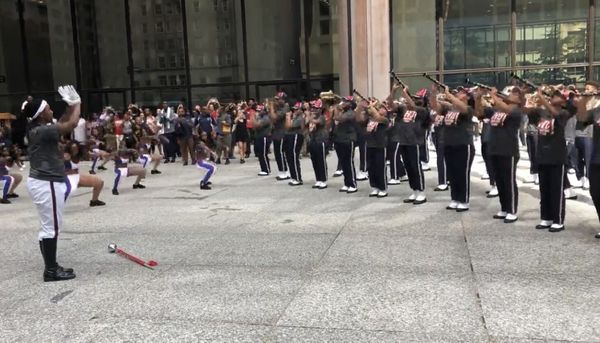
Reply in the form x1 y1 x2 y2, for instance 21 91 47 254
464 78 511 101
578 91 600 97
319 90 341 101
390 70 414 98
422 73 448 90
352 89 367 101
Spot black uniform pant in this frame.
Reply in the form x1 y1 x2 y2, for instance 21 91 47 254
432 132 447 186
491 155 519 214
388 142 406 180
574 136 593 180
481 141 496 186
163 132 178 160
419 131 430 163
444 144 475 204
273 138 287 172
400 145 425 191
589 164 600 224
538 164 566 225
284 134 303 182
309 140 328 183
367 147 387 191
526 134 538 174
255 136 271 174
335 141 357 188
357 136 368 172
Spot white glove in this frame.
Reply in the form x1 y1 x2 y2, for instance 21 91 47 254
58 85 81 106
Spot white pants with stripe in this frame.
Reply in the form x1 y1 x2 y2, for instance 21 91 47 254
27 177 66 240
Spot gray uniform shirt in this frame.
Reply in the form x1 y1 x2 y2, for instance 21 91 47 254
28 124 65 182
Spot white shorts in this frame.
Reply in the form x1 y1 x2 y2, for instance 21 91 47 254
66 174 80 197
117 167 129 178
27 177 66 240
138 154 151 168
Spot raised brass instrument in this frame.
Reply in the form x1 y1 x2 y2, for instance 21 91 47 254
319 90 341 101
422 73 448 90
352 89 367 101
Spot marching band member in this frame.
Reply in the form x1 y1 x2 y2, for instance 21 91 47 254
0 156 21 204
479 86 524 223
307 99 329 189
196 137 218 190
575 82 600 238
283 102 305 186
111 149 147 196
253 104 272 176
25 85 80 282
269 93 290 180
431 104 448 192
361 99 390 198
63 141 106 207
531 89 570 232
386 84 407 186
332 97 359 193
395 86 430 205
430 85 475 212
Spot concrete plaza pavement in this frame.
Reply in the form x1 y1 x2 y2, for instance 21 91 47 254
1 146 599 342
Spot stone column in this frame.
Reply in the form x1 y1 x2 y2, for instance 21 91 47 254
337 0 390 98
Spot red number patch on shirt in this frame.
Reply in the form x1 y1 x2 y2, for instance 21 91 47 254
490 112 507 127
366 120 378 133
444 111 460 126
403 110 417 123
434 115 444 126
537 119 554 136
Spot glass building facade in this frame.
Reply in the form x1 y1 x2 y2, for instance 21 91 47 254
0 0 598 115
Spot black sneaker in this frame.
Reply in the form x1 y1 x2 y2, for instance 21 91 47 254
200 183 212 190
89 170 96 175
216 159 221 165
98 166 107 171
112 189 119 195
163 159 170 164
57 265 74 273
133 184 146 189
0 198 11 204
595 232 600 239
240 159 246 164
6 193 18 198
225 159 231 165
43 267 76 282
90 200 106 207
151 169 161 174
183 161 188 166
535 224 550 230
549 225 565 233
170 158 176 163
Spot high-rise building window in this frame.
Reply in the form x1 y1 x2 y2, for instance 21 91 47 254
159 76 167 86
169 75 177 85
155 22 164 33
141 4 147 15
179 74 187 85
155 4 162 15
142 23 148 33
169 55 177 68
158 56 166 69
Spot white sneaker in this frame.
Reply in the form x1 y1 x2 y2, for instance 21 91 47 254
318 182 327 189
277 172 289 180
524 174 536 183
369 189 379 197
571 178 583 188
487 186 498 197
388 179 401 185
564 188 578 200
356 171 368 180
534 174 539 185
421 162 431 171
347 187 358 193
377 191 388 198
400 175 409 182
568 168 576 174
446 201 458 210
540 220 552 226
456 203 470 212
339 186 349 192
414 192 427 204
404 192 417 203
333 170 343 177
504 213 518 223
583 177 590 190
434 184 448 191
386 160 390 166
286 171 291 178
481 173 490 180
258 171 269 176
494 211 508 219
